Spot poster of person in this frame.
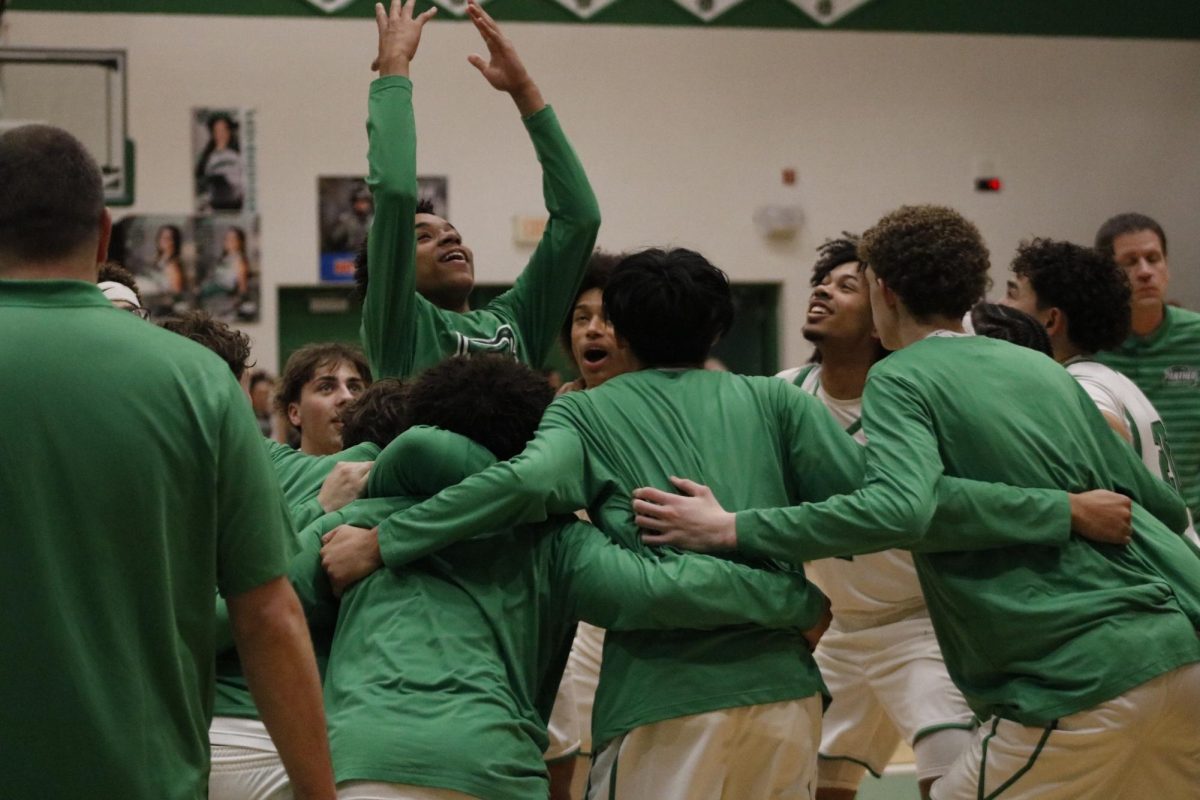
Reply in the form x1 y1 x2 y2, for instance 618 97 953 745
317 175 448 283
192 107 256 214
111 214 195 317
194 214 261 322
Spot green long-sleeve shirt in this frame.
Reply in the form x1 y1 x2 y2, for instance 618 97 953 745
371 369 1072 743
212 440 378 715
264 439 380 531
361 76 600 378
738 334 1200 725
289 427 828 800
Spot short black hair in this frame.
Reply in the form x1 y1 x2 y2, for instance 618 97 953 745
1011 238 1131 354
352 197 440 302
604 248 734 367
559 249 623 358
859 205 989 320
1094 212 1167 259
340 378 409 449
276 342 373 417
404 355 552 461
97 261 142 303
970 302 1053 357
158 310 253 379
810 234 862 288
0 125 105 264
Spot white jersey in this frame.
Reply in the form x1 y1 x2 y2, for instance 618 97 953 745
1065 357 1196 542
776 364 925 625
1067 358 1176 484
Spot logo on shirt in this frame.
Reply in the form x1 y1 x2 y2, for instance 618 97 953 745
1162 366 1199 387
455 325 519 360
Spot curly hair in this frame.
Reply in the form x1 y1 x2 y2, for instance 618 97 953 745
157 310 253 380
97 261 143 303
340 378 409 449
970 302 1053 357
859 205 989 320
404 354 552 461
1095 212 1166 259
1011 238 1131 354
810 234 861 288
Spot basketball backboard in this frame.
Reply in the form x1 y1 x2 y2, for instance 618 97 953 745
0 47 134 205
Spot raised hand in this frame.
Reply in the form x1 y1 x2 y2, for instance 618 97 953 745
372 0 437 77
634 476 738 553
464 0 545 116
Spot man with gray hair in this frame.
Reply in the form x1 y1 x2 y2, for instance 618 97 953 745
0 124 335 800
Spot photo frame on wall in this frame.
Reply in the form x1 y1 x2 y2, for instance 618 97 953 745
192 107 256 214
317 175 448 283
194 214 262 322
113 214 194 317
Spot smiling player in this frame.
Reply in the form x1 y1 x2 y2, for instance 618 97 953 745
356 0 600 380
779 236 973 800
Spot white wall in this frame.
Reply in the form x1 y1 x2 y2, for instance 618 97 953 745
6 11 1200 371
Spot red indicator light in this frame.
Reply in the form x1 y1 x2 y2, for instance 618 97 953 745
976 177 1002 192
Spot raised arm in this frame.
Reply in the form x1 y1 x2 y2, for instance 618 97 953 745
465 2 601 368
359 0 436 379
555 520 828 635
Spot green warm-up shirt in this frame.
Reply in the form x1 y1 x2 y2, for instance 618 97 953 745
372 369 1071 743
0 280 291 800
263 439 380 532
737 334 1200 725
1096 304 1200 521
290 427 827 800
213 439 379 718
361 76 600 378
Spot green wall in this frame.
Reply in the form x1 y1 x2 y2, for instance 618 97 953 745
276 281 780 376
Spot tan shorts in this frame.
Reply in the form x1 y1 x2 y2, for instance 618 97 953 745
931 662 1200 800
587 695 822 800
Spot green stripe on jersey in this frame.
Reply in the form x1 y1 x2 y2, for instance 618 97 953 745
1096 305 1200 519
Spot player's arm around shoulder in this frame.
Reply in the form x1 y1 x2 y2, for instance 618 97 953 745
554 516 829 638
